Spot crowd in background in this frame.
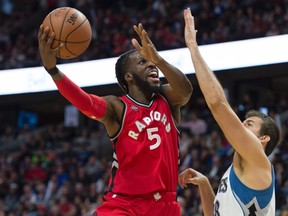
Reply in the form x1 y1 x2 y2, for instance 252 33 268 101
0 96 288 216
0 0 288 215
0 0 288 70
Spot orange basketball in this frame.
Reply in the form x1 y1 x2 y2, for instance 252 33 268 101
42 7 92 59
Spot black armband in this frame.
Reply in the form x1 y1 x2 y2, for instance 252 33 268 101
44 66 59 76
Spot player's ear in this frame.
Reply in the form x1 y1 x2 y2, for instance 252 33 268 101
125 73 133 81
259 135 270 143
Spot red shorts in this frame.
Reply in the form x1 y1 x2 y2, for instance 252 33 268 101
94 191 180 216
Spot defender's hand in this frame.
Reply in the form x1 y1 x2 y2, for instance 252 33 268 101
179 168 208 188
184 8 198 48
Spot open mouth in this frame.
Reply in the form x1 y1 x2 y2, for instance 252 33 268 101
148 70 159 82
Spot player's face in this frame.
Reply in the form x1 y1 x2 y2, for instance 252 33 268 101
243 116 262 137
128 52 161 93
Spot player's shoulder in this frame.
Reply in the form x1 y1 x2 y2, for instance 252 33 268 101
103 95 121 101
100 95 124 125
103 95 124 107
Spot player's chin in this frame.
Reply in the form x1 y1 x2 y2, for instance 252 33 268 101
150 83 162 93
149 81 159 87
148 79 161 86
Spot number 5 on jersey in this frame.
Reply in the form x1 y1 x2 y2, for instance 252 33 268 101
148 127 161 150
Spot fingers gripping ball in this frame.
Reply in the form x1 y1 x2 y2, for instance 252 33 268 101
42 7 92 59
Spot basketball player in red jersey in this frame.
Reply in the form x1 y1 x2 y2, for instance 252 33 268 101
38 22 192 216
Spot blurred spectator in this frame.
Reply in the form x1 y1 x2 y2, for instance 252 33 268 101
3 183 20 212
0 1 288 215
44 174 59 209
19 184 37 213
84 155 102 181
24 162 47 184
180 112 207 136
0 0 287 70
56 194 76 216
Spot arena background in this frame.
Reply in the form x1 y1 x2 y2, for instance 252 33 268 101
0 0 288 215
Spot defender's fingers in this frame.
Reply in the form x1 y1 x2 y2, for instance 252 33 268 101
184 10 190 23
184 8 195 27
179 173 188 187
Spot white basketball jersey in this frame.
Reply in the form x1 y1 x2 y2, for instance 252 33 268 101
214 165 275 216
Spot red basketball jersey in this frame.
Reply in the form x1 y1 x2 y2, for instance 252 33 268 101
107 94 180 195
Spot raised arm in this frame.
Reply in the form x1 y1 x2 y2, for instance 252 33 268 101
38 25 123 136
131 23 193 109
183 8 269 169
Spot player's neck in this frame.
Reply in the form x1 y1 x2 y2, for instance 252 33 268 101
127 92 154 105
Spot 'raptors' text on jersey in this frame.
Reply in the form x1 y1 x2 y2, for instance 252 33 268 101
108 94 180 195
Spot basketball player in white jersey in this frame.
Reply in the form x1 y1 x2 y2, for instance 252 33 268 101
179 8 280 216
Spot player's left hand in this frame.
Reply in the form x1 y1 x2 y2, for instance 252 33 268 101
132 23 162 65
184 8 198 49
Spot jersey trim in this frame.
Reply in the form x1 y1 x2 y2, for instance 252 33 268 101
125 94 155 107
230 165 274 209
110 100 126 140
158 94 180 135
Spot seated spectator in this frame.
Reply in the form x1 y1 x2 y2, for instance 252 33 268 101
180 112 207 135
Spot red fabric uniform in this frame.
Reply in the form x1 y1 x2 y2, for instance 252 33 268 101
97 94 181 216
107 94 180 195
55 77 180 215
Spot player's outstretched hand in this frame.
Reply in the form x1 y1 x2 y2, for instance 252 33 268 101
178 168 208 189
131 23 162 65
183 8 198 49
38 25 61 69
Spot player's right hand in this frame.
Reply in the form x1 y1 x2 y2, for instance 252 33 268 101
38 25 61 69
178 168 208 188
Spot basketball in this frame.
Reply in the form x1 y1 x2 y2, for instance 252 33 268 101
42 7 92 59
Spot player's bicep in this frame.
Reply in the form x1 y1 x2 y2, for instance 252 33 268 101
98 96 124 136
